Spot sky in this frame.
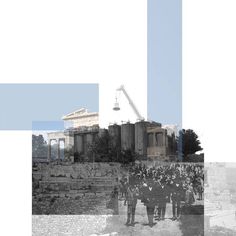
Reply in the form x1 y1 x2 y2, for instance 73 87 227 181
0 0 182 131
148 0 182 127
100 0 182 128
0 84 98 130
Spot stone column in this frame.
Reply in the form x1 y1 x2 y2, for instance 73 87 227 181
163 131 166 147
57 139 60 160
48 139 51 161
58 138 65 160
153 132 156 146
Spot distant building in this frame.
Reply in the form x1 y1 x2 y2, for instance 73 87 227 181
47 108 99 161
147 125 177 161
47 108 177 162
162 124 178 136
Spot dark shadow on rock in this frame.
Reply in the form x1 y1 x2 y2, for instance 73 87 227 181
179 205 204 236
182 205 204 215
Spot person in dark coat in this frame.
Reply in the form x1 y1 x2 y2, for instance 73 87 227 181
141 178 157 227
123 179 129 205
125 184 139 226
170 176 184 220
120 178 126 199
165 176 172 203
111 186 119 215
185 184 195 206
156 179 168 220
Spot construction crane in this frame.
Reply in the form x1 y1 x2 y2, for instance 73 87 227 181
113 85 144 121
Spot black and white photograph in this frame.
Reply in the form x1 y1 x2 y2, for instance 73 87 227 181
32 106 204 235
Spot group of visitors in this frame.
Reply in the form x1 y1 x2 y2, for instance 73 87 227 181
119 163 204 227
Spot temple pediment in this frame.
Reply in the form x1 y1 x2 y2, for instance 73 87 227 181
62 108 98 120
62 108 99 128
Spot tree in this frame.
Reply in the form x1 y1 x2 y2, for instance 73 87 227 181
87 131 137 163
32 134 47 158
178 129 203 161
120 149 136 164
87 131 118 162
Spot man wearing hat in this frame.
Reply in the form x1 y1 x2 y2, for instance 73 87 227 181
141 178 157 227
170 175 184 220
156 178 168 221
125 183 139 226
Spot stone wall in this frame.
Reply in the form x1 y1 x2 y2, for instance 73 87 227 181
33 162 121 198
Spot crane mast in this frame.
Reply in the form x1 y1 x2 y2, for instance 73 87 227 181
116 85 144 121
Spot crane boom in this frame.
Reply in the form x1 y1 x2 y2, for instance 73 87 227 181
116 85 144 121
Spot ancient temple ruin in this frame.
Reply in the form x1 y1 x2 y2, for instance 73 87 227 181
47 108 177 162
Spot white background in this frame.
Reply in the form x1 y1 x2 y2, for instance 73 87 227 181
0 0 236 235
182 0 236 162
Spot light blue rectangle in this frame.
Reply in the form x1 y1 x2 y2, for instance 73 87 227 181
148 0 182 127
0 84 98 130
32 121 64 131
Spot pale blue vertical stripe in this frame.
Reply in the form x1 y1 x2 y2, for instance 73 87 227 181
148 0 182 158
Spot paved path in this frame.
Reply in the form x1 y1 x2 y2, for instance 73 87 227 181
101 199 182 236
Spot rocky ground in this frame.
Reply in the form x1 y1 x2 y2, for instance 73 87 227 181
33 195 204 236
205 226 236 236
32 215 110 236
32 193 112 215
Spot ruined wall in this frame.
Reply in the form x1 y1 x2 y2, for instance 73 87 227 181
33 162 121 199
47 131 74 160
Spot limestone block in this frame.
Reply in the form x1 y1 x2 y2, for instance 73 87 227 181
71 182 83 190
70 172 79 179
69 190 78 194
59 193 65 198
110 233 118 236
76 193 85 198
33 173 42 181
85 192 96 196
58 183 70 192
65 173 71 178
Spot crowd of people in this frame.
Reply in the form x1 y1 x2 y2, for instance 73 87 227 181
119 163 204 227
